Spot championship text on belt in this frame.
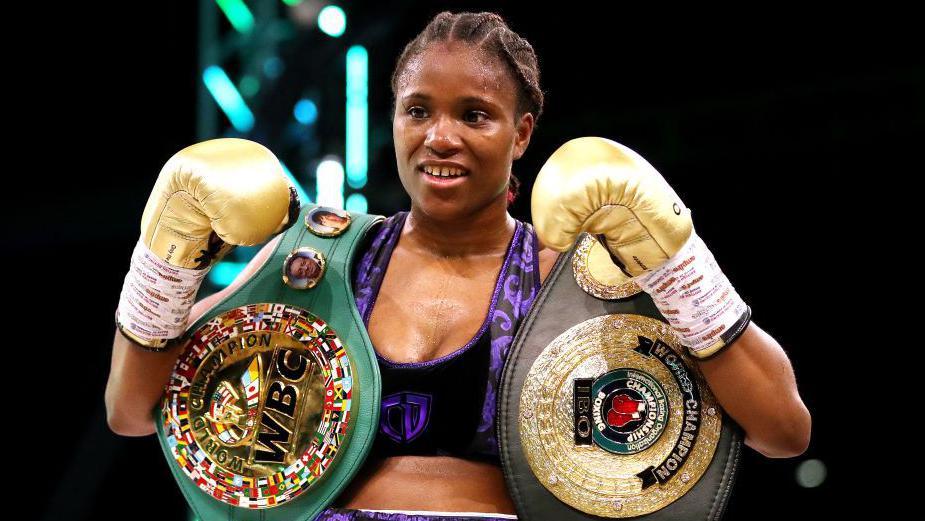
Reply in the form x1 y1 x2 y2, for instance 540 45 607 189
155 204 384 521
499 234 743 520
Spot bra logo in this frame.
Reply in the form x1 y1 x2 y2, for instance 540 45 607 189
380 392 432 443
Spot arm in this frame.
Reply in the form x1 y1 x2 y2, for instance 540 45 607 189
538 239 811 456
531 137 812 459
105 138 296 437
104 235 282 437
697 322 811 458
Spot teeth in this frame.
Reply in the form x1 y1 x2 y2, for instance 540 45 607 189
423 165 466 177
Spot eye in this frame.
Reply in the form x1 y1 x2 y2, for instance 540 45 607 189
407 106 427 119
465 111 489 124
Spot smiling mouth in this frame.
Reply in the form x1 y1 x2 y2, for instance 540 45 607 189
418 166 470 181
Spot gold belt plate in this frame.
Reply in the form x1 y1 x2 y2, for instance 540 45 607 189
519 314 722 517
162 303 355 508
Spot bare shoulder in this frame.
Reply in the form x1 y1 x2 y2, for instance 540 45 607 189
538 246 561 285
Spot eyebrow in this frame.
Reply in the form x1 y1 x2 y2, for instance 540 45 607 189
402 92 500 107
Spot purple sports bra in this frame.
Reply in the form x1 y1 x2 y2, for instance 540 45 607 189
353 211 541 461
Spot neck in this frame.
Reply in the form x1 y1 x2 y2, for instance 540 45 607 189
404 197 516 258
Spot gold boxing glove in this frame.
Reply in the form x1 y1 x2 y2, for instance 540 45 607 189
116 138 300 350
532 137 751 359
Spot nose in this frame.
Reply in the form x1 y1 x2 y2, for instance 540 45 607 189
424 115 462 155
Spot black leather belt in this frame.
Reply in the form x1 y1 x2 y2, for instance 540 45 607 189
499 234 742 520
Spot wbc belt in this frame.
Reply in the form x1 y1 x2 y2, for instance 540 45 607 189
154 204 384 521
500 234 742 520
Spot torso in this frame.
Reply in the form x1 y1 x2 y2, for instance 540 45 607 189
369 230 510 364
336 213 559 513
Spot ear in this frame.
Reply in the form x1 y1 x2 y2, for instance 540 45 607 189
512 112 535 161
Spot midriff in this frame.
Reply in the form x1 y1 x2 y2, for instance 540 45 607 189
334 455 516 514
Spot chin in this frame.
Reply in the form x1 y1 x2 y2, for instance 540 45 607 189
414 198 471 222
418 196 508 225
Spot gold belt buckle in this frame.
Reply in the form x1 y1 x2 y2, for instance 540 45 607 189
162 303 355 508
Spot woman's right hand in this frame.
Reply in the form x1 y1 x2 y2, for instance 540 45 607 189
116 138 297 350
105 234 283 436
106 138 296 436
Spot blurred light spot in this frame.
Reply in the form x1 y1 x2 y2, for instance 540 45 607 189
239 75 260 98
316 158 344 209
345 193 368 213
263 56 284 79
288 0 323 27
294 99 318 125
795 459 827 488
318 5 346 37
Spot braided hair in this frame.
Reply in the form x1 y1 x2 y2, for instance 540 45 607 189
391 11 545 207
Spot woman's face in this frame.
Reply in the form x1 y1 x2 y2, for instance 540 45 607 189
393 41 534 220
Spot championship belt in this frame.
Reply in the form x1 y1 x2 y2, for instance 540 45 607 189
500 234 743 520
154 204 384 521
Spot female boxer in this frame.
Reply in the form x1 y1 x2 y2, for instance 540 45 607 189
106 11 811 521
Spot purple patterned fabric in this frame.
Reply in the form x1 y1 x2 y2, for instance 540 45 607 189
354 213 400 321
469 216 539 455
352 211 541 458
315 508 517 520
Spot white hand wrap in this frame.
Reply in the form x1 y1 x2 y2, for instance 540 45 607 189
635 230 751 358
116 240 210 344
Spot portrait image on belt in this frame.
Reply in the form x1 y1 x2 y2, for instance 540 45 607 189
282 247 326 290
306 206 352 237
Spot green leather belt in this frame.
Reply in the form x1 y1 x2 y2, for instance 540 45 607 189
155 204 384 521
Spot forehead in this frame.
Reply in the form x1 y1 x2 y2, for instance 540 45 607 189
397 42 516 109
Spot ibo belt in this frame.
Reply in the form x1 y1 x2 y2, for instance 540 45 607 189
500 234 742 520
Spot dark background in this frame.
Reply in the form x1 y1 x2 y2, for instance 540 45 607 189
18 2 919 519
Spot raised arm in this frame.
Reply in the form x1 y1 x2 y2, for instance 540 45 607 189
104 138 297 436
531 137 811 458
105 235 281 436
696 322 810 457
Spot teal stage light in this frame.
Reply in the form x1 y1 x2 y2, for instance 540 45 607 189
215 0 255 34
294 99 319 125
345 193 368 213
202 65 255 132
346 45 368 190
318 5 346 37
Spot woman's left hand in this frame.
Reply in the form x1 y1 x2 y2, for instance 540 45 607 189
531 137 811 457
531 136 750 359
